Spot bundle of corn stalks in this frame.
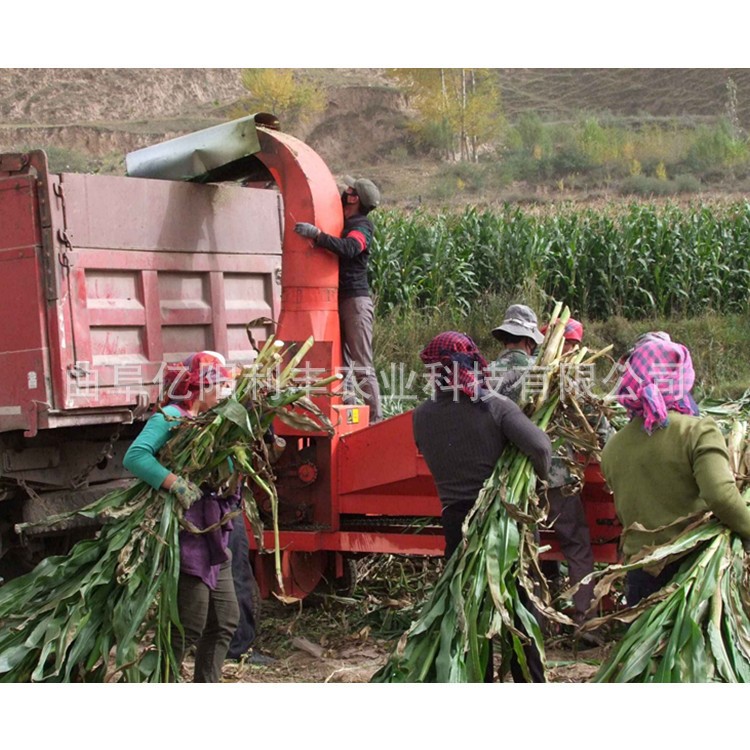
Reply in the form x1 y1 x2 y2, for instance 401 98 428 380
581 393 750 682
0 336 334 682
371 304 613 682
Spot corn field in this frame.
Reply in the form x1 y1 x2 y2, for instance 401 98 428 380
370 202 750 320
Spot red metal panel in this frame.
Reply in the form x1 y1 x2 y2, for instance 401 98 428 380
581 463 621 563
0 177 51 434
0 246 47 355
60 173 283 255
253 529 445 556
337 411 432 494
0 351 50 433
332 405 370 435
68 265 94 368
0 176 40 250
209 272 229 356
244 129 351 559
51 175 283 411
254 128 344 421
339 494 441 517
141 270 164 363
255 129 340 306
68 249 281 273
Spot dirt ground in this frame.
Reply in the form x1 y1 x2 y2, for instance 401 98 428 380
217 622 607 684
220 638 605 684
207 561 611 683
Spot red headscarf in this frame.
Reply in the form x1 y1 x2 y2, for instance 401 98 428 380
420 332 489 399
161 350 233 408
540 318 584 343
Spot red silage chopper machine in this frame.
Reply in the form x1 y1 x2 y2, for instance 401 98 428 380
126 116 622 601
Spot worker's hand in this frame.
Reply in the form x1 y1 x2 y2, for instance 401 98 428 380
743 538 750 554
170 476 203 510
294 222 321 240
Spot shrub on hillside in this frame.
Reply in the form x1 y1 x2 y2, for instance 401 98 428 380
684 120 750 171
618 175 678 197
673 173 702 193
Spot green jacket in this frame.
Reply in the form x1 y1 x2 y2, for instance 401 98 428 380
123 405 183 489
490 348 535 402
601 412 750 560
493 348 534 370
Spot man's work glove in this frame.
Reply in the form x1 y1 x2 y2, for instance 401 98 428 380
294 222 321 240
170 476 203 510
743 538 750 554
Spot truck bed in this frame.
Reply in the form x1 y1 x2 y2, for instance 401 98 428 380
0 152 283 436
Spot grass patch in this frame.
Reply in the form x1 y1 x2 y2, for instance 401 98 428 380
374 299 750 410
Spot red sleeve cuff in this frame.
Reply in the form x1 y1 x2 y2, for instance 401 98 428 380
347 230 367 252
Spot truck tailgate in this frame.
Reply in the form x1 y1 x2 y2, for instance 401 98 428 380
0 160 283 434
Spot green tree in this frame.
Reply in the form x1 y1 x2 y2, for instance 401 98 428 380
388 69 504 161
234 69 326 130
515 111 549 156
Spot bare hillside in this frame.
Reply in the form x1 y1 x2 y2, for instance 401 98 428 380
3 68 749 128
2 68 749 205
498 68 750 127
0 68 409 172
0 68 244 124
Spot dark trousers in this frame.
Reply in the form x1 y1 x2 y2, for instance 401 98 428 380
442 501 546 683
339 295 382 422
626 558 683 606
227 519 258 659
541 487 595 618
172 560 240 682
442 501 476 561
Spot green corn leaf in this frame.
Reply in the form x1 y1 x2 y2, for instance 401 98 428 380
372 309 610 683
0 332 334 682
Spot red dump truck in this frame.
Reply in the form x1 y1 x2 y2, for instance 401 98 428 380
0 116 620 593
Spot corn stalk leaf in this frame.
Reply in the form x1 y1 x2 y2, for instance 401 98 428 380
0 334 333 682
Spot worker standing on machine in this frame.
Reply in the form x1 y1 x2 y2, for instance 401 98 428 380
293 176 383 423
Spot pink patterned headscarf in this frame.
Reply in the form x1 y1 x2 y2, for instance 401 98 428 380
617 337 698 434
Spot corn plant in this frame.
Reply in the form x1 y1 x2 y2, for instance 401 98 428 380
371 202 750 321
0 336 335 682
580 397 750 682
371 305 612 682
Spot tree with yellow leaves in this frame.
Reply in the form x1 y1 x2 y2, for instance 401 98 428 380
388 69 504 162
235 69 326 131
